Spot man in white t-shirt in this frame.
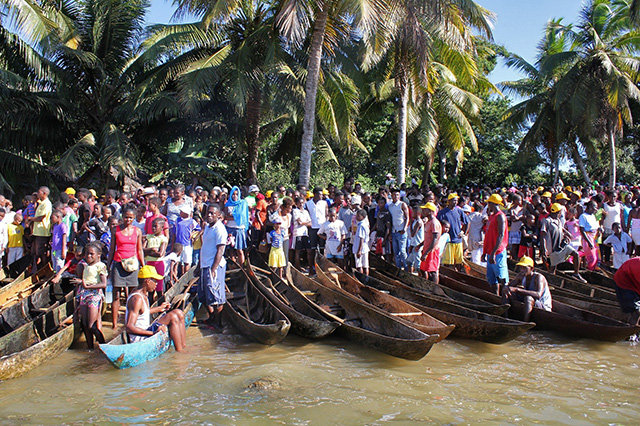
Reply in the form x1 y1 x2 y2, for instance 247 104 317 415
352 209 370 275
318 207 347 268
292 197 314 275
199 203 228 327
306 187 329 256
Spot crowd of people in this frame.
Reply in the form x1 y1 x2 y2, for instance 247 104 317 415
1 175 640 347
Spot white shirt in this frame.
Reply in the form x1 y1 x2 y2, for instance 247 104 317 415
352 220 370 254
318 220 348 255
603 202 622 231
292 208 311 238
305 199 328 229
200 221 227 269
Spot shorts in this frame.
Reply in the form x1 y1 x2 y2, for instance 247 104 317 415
309 228 319 250
268 247 287 268
294 236 311 250
515 293 551 310
420 250 440 273
614 285 640 313
129 322 162 343
227 227 248 250
509 231 521 245
550 245 578 267
199 264 226 306
180 245 193 264
354 251 369 269
78 288 103 308
192 249 201 267
112 261 139 288
486 251 509 286
518 246 534 259
631 228 640 245
442 242 464 265
52 251 65 273
406 248 421 269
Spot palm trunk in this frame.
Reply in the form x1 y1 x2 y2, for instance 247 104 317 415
609 127 617 187
298 2 330 188
422 156 433 189
553 155 560 186
396 77 408 185
571 144 591 186
437 144 446 182
245 88 262 183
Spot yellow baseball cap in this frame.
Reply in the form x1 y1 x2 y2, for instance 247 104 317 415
65 187 76 196
541 191 552 198
322 189 329 195
516 256 534 268
537 186 544 192
550 203 563 213
89 189 97 198
555 192 570 201
447 193 459 201
572 190 582 197
565 186 572 192
487 194 504 206
421 202 437 212
306 191 313 199
265 190 274 198
138 265 163 280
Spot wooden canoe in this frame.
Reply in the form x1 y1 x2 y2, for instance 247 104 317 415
369 255 508 315
315 256 453 342
438 267 640 342
462 261 627 321
0 277 75 337
224 268 291 345
288 266 439 360
358 271 536 344
247 251 339 339
558 269 616 291
99 267 199 369
0 294 78 381
0 255 32 287
0 265 53 313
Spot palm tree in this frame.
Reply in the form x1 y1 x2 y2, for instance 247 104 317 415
361 0 494 184
275 0 385 187
548 0 640 187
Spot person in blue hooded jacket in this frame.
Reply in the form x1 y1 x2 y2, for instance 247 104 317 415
224 186 250 266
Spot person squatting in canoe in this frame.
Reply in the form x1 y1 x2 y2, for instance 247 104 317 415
613 257 640 326
125 265 187 351
502 256 553 322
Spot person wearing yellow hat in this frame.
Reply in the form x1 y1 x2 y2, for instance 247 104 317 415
420 202 442 282
65 187 76 198
502 256 552 321
437 192 468 270
541 202 586 281
483 194 509 294
125 264 187 351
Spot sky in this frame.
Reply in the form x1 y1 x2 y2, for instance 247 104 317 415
147 0 585 84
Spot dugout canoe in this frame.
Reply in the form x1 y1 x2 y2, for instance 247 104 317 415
98 267 199 369
315 256 453 342
369 255 508 315
0 265 53 313
358 271 536 344
247 251 339 339
0 255 32 286
288 266 439 360
0 294 78 381
224 268 290 345
438 267 640 341
462 261 627 321
0 277 75 337
558 269 616 291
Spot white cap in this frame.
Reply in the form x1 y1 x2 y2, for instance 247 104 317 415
351 195 362 205
195 185 203 191
386 173 393 178
249 184 260 193
212 186 222 193
143 187 154 195
180 205 192 215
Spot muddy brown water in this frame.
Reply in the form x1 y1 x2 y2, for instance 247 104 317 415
1 323 639 425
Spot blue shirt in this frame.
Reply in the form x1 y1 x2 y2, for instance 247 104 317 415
437 206 469 244
175 218 200 247
268 229 284 249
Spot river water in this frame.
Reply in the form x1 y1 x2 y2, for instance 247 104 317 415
1 326 639 425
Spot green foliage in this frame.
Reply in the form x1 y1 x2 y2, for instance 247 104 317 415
257 161 294 191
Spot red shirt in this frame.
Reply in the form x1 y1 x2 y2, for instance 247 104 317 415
421 218 441 272
483 210 508 256
614 257 640 294
144 213 169 235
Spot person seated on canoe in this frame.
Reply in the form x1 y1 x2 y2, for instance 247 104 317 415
125 265 187 351
613 257 640 326
502 256 552 322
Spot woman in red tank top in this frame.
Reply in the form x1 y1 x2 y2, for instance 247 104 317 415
107 204 145 328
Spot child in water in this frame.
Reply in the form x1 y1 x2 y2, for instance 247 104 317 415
267 217 287 279
76 242 107 348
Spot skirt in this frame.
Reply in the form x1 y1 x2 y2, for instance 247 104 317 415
112 261 139 288
269 247 287 268
227 226 248 250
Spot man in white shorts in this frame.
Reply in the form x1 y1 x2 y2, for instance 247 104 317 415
318 207 348 269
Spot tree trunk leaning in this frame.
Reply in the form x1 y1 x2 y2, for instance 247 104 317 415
396 80 409 185
609 128 617 188
245 89 262 183
298 3 330 188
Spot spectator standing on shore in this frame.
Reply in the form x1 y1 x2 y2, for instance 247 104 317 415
437 193 468 271
29 186 53 272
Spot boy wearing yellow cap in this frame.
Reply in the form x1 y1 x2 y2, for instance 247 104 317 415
503 256 552 321
125 265 187 351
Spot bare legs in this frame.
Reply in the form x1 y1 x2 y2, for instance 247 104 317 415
158 309 187 351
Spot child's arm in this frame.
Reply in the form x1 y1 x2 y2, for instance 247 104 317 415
61 232 67 259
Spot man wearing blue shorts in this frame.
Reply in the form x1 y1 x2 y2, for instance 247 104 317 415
199 203 228 327
483 194 509 295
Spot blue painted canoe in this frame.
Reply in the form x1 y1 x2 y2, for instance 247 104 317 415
98 268 199 369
